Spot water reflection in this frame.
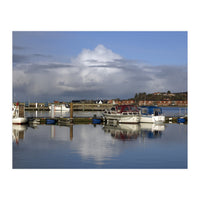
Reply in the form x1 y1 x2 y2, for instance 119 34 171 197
50 124 73 140
140 123 165 139
103 122 165 141
103 124 140 140
13 123 187 168
12 124 73 144
12 125 28 144
12 122 165 144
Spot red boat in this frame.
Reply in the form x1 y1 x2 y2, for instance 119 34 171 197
103 105 140 124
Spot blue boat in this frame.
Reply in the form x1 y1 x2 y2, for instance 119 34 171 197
177 117 185 123
46 119 56 124
92 118 102 124
139 106 165 123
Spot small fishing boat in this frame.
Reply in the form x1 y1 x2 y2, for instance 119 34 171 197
46 119 56 124
139 106 165 123
177 117 186 123
12 103 28 124
28 118 40 125
103 105 140 124
49 103 70 112
92 118 102 124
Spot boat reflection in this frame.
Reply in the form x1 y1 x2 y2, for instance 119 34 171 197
103 123 140 140
103 122 165 141
140 123 165 139
12 124 28 144
12 122 165 145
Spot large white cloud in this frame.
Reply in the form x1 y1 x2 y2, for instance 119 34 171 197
71 44 122 66
13 44 187 101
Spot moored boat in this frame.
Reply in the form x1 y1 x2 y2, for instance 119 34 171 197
12 117 28 124
12 103 28 125
177 117 186 123
46 119 56 124
139 106 165 123
28 118 40 125
92 118 102 124
49 103 70 112
103 105 140 124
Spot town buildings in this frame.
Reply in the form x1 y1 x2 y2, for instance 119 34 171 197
107 99 187 107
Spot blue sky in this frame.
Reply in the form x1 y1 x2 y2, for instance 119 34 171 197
13 31 187 102
13 31 187 65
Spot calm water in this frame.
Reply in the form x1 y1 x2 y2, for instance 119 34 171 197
13 122 187 169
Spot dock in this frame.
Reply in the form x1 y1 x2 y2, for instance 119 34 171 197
72 103 112 111
28 103 103 126
165 116 187 123
27 115 187 127
17 103 187 125
25 107 50 111
28 116 102 126
24 103 112 111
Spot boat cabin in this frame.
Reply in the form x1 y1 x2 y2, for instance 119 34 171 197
140 106 162 116
110 105 139 114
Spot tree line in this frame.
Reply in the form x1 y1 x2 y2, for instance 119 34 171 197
133 91 187 102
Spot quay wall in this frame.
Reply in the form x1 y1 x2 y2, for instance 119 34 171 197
23 103 113 111
72 103 112 111
29 116 187 126
14 102 187 112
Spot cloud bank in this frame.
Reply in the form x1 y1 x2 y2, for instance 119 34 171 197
13 44 187 102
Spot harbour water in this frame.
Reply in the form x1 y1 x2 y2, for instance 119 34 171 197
13 107 187 169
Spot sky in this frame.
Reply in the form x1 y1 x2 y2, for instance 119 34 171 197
13 31 187 102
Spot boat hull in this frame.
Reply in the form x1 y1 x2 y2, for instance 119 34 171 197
12 117 28 124
177 117 185 123
103 113 140 124
46 119 56 124
140 115 165 123
92 118 102 124
49 106 70 112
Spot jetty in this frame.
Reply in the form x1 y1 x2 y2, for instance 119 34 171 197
14 103 113 111
28 103 103 126
14 103 187 126
27 115 187 126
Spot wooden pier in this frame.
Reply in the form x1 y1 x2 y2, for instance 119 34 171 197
25 107 50 111
23 103 112 111
28 116 100 125
165 116 187 123
22 102 188 125
72 103 112 111
27 115 187 126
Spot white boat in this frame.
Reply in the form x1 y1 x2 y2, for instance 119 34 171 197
12 103 28 124
49 103 70 112
139 106 165 123
29 118 40 125
103 105 140 124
